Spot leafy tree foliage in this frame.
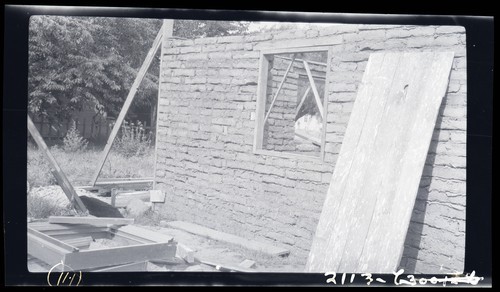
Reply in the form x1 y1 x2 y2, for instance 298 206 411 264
173 19 250 38
28 17 250 124
28 16 162 122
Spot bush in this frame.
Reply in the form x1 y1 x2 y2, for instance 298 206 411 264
113 120 152 158
27 146 57 187
62 120 88 152
27 194 76 219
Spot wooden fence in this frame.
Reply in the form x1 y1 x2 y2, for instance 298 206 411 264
31 115 153 145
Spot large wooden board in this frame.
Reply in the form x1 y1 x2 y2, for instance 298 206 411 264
306 52 454 273
165 221 290 257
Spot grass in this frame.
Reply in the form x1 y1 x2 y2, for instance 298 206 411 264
27 194 77 219
27 145 155 188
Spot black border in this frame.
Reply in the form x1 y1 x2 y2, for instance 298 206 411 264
3 3 493 287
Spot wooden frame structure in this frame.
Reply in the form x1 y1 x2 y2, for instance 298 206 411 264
90 20 173 186
28 221 176 271
253 46 332 161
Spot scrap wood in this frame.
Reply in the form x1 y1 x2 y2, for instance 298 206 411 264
114 225 174 243
111 190 150 208
175 242 195 264
62 236 94 249
63 241 176 271
239 259 256 269
49 216 134 226
90 261 148 272
164 221 290 257
195 257 257 273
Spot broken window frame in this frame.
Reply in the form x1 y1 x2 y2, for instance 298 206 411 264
253 46 332 161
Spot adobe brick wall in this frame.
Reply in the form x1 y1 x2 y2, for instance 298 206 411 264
155 24 466 273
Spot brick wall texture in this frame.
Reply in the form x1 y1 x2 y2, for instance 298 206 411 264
155 24 466 273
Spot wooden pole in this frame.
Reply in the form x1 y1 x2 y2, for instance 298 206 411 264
90 23 166 186
27 115 88 213
152 19 173 190
263 55 296 124
303 60 325 119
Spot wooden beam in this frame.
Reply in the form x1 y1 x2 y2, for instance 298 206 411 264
164 221 289 257
263 54 296 124
90 23 165 186
114 225 173 243
63 241 176 271
153 19 173 190
28 227 79 252
48 216 134 226
62 236 94 249
195 257 257 273
295 85 311 119
253 54 270 152
176 243 195 264
28 233 69 268
303 60 324 119
274 55 327 66
90 261 148 272
295 129 321 146
27 116 88 213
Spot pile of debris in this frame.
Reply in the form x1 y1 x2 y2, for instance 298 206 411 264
27 215 264 272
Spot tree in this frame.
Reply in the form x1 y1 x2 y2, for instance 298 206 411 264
173 19 249 38
28 17 249 125
28 16 162 123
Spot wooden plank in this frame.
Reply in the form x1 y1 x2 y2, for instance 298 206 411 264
49 216 134 226
150 190 165 203
239 259 256 269
295 85 311 119
114 225 173 243
28 227 78 252
28 233 70 267
110 231 151 245
263 55 296 124
113 192 150 208
29 221 108 232
196 258 257 273
165 221 289 257
306 52 454 273
96 177 154 182
90 24 165 186
90 261 147 272
303 60 324 119
62 236 94 249
258 44 335 55
295 129 321 146
253 54 270 152
274 55 327 66
27 116 88 213
153 19 173 190
176 243 195 264
63 241 176 271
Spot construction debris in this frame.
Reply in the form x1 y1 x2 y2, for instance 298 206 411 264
28 221 176 272
239 259 256 269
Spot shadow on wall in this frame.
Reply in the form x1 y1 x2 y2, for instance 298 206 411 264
398 101 445 273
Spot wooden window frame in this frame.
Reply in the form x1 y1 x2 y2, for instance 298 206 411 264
253 46 332 162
